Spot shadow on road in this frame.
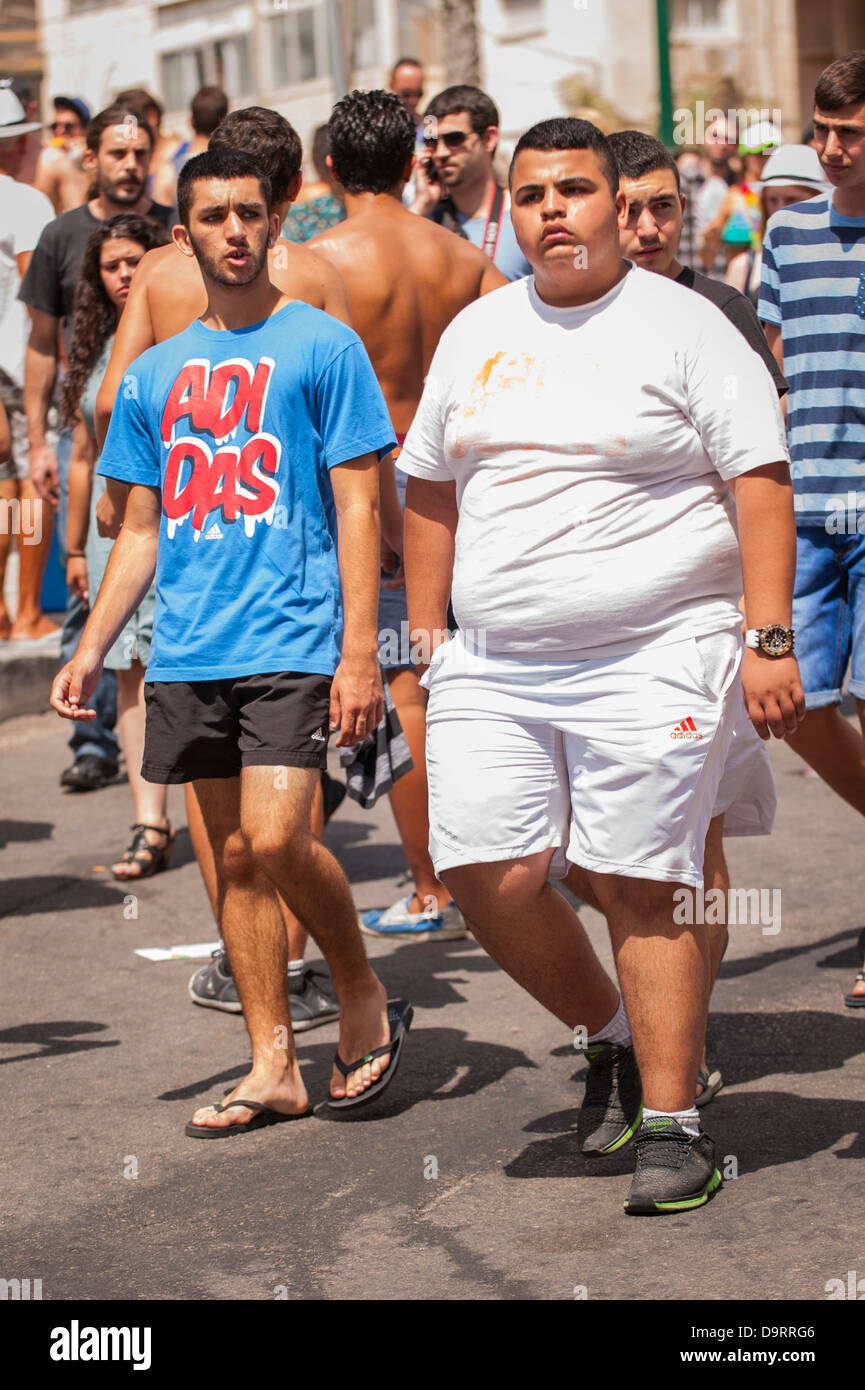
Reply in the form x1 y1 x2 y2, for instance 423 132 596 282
0 819 53 849
506 1089 865 1179
0 1019 119 1065
0 875 130 918
158 1027 535 1122
720 926 865 979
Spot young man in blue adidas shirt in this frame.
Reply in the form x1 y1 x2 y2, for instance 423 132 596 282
50 149 412 1132
759 52 865 1008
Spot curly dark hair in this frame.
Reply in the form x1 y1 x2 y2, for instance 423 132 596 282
61 214 169 427
209 106 302 204
329 89 415 194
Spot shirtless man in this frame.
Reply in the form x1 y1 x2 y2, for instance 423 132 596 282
34 96 91 214
309 89 506 942
93 106 354 1031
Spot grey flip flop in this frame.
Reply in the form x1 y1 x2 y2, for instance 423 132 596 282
695 1067 723 1107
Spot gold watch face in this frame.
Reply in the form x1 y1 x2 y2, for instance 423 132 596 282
759 625 794 657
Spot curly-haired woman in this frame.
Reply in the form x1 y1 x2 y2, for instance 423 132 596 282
62 213 174 880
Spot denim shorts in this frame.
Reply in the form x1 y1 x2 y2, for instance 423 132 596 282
792 526 865 708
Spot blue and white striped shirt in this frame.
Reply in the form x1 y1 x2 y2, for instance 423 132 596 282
759 193 865 527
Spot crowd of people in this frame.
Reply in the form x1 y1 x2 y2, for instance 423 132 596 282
0 44 862 1213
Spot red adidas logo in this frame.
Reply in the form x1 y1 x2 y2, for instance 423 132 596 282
670 716 703 740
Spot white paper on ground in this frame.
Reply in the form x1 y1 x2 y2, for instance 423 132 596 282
134 941 220 962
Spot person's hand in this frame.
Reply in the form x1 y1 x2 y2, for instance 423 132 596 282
96 487 122 539
409 158 442 217
66 555 89 605
29 443 59 505
742 649 806 740
50 647 105 722
329 653 383 747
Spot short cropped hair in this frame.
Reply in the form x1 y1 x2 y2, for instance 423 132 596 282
329 88 415 194
176 148 272 227
509 117 619 197
208 106 302 205
191 86 229 137
115 87 162 123
607 129 681 193
424 84 499 137
814 51 865 111
86 105 154 155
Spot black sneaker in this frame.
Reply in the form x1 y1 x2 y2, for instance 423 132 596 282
60 754 119 792
577 1041 643 1154
625 1118 722 1215
188 949 241 1013
289 965 340 1032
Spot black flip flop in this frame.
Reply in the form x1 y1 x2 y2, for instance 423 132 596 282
327 999 413 1111
185 1098 313 1139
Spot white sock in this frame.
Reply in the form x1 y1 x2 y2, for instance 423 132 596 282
643 1105 700 1138
587 993 632 1048
287 959 305 978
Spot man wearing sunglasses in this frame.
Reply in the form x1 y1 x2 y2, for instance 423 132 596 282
34 96 91 214
411 84 532 282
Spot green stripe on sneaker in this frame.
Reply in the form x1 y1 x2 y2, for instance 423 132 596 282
652 1167 722 1212
599 1100 644 1154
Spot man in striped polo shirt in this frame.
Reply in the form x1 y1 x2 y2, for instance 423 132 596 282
759 51 865 1008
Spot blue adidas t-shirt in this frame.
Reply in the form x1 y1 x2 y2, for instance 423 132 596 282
759 192 865 527
99 301 396 680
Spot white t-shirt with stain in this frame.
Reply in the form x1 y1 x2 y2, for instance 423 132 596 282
398 264 789 661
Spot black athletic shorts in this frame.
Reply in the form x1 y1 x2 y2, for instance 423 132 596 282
141 671 333 784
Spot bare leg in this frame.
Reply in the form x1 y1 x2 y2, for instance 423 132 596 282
385 667 450 911
188 775 309 1132
239 765 389 1100
588 872 708 1113
185 775 318 959
0 479 17 638
442 851 619 1035
786 705 865 816
788 704 865 1000
9 483 57 640
112 661 169 877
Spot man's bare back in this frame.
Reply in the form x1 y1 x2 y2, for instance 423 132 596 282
309 195 506 435
94 236 350 448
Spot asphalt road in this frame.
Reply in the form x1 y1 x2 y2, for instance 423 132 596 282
2 708 864 1302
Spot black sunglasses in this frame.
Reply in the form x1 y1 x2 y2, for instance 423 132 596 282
423 130 470 151
399 87 423 99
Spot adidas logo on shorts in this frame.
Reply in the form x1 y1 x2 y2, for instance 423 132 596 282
311 728 326 742
670 716 702 740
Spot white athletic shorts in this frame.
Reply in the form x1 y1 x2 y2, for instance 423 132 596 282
715 696 776 837
421 629 755 888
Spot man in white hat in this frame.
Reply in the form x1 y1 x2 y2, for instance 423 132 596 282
0 81 57 641
726 144 829 302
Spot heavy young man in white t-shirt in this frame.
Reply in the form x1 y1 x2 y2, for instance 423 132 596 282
400 118 803 1216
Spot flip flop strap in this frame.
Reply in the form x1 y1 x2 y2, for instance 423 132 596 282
211 1099 271 1114
132 822 172 837
333 1039 393 1077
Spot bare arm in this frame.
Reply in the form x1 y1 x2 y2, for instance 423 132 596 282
404 475 458 672
95 268 156 450
764 324 786 421
65 420 95 603
50 482 160 721
24 309 60 503
329 454 384 746
730 460 804 741
480 261 508 295
378 452 405 556
319 258 352 327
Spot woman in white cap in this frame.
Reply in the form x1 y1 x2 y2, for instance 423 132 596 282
726 144 830 303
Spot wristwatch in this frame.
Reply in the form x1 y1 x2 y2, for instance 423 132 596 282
744 625 795 657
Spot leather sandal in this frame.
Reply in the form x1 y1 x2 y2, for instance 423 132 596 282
112 822 174 880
